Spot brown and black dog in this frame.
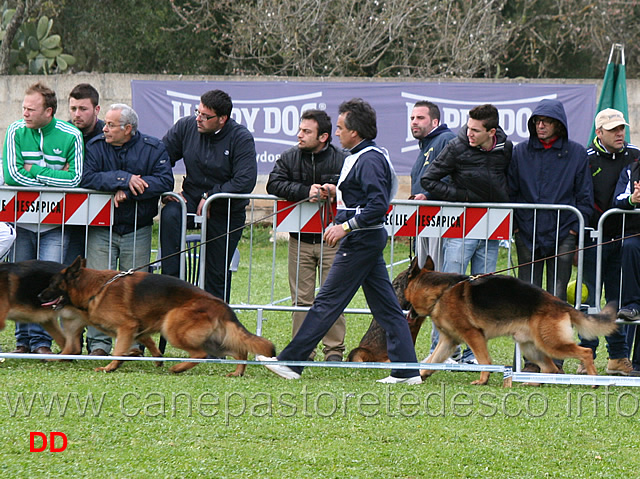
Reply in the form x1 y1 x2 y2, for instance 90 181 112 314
0 260 87 354
347 265 427 362
404 256 618 385
38 257 275 375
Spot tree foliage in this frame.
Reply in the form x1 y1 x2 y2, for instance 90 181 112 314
166 0 640 79
49 0 640 79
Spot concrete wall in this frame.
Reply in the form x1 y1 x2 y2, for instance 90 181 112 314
1 73 636 198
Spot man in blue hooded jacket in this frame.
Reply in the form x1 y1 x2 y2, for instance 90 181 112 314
508 99 594 374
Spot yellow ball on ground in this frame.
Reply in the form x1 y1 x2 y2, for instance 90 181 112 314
566 280 588 305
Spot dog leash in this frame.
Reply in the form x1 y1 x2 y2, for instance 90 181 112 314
101 193 336 284
467 231 640 281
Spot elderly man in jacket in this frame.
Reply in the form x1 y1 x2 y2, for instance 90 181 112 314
80 103 174 355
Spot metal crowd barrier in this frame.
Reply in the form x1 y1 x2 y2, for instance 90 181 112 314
3 186 640 388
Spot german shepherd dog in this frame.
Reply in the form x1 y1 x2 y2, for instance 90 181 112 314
38 257 276 375
347 265 427 362
0 260 87 354
403 257 618 385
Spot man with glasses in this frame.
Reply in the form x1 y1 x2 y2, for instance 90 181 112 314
160 89 257 301
80 103 174 356
3 82 83 356
507 99 594 375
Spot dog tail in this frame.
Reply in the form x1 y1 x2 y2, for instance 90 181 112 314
570 301 618 340
222 308 276 358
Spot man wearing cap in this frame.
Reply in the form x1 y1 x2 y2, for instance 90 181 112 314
578 108 639 375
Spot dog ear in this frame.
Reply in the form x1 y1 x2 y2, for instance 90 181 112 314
409 256 421 278
424 255 435 271
69 256 83 275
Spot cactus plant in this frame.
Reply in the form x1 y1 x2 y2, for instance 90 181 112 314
0 8 75 74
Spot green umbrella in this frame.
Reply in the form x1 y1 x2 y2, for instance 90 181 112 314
589 43 629 144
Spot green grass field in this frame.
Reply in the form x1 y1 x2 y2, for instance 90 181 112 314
1 228 639 478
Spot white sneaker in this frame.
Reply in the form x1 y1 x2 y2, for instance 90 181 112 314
421 356 458 365
256 355 301 380
376 375 422 385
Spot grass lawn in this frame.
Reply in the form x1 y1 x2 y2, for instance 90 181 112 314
1 227 639 478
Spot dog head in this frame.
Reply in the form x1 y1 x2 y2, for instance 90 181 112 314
403 255 446 318
38 256 86 310
392 257 435 325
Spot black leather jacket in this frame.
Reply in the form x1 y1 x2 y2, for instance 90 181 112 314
421 125 512 203
267 143 346 243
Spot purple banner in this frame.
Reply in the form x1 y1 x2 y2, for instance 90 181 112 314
132 80 596 175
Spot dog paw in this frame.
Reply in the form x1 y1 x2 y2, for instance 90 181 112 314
154 361 164 368
470 379 489 385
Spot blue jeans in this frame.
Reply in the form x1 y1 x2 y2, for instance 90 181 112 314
14 227 69 350
443 238 500 275
85 226 152 353
432 238 499 362
579 237 627 359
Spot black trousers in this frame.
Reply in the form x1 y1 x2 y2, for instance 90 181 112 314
160 198 245 302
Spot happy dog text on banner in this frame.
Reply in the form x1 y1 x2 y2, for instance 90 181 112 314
132 80 595 177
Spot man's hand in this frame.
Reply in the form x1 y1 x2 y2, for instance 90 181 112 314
129 175 148 196
114 190 127 207
413 193 427 201
321 183 337 200
161 191 186 204
196 197 209 218
324 224 347 247
309 184 329 203
632 180 640 205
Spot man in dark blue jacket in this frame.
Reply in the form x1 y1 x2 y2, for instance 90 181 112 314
409 100 455 270
81 103 174 355
612 158 640 375
160 90 257 301
259 99 421 384
508 99 593 374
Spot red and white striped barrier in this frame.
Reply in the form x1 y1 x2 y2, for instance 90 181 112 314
385 205 512 240
0 191 112 226
275 201 336 233
275 202 511 240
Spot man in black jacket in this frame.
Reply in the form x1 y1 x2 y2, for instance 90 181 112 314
160 90 257 301
421 104 512 276
421 104 512 364
267 110 347 361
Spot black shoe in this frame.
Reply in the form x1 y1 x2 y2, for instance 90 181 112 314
325 354 342 362
522 362 540 373
89 348 109 356
617 307 640 321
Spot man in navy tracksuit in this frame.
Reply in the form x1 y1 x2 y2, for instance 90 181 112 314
259 99 421 384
